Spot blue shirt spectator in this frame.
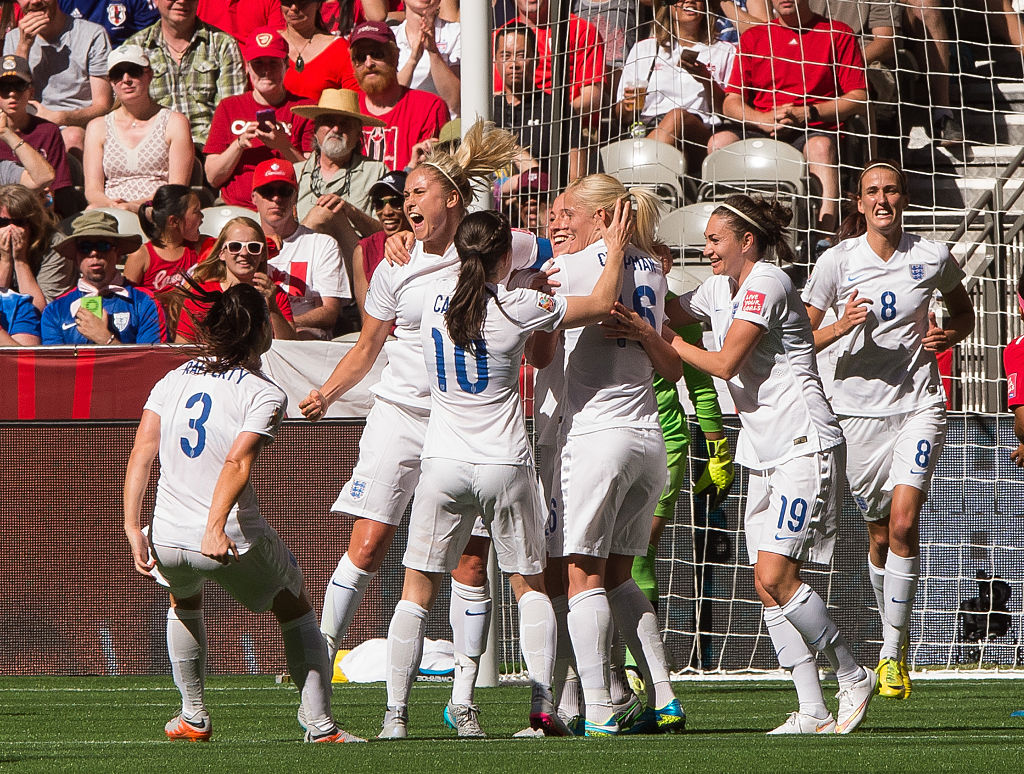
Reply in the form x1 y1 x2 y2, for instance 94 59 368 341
59 0 159 48
0 287 41 344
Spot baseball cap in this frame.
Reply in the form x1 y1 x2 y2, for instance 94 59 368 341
349 21 396 47
0 55 31 84
369 170 407 198
252 159 298 192
242 27 288 62
107 45 149 75
516 169 550 194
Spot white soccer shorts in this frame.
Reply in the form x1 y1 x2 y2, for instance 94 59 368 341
744 444 845 566
839 404 947 522
403 458 547 576
331 397 429 526
151 531 304 613
537 442 565 558
560 426 667 559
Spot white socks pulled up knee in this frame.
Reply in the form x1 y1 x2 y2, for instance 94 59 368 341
386 599 428 710
567 588 614 725
281 610 335 733
764 605 828 719
550 594 582 718
518 591 556 715
449 580 491 707
608 580 676 708
166 608 206 719
320 552 374 664
880 553 919 660
781 583 861 685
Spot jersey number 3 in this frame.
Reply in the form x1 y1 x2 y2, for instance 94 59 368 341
431 328 489 394
180 392 212 458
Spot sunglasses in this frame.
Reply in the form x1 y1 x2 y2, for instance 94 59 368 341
77 240 114 254
256 183 295 199
225 240 264 255
109 64 147 81
279 0 316 6
372 194 403 210
0 216 27 227
0 79 29 95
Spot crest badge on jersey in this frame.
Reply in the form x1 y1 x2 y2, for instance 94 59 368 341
854 495 869 513
113 311 130 331
1009 372 1017 400
741 290 765 315
536 294 555 313
349 480 366 500
910 264 925 281
107 3 127 27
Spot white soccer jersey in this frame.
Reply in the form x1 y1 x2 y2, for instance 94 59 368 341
420 279 568 464
364 235 542 411
533 333 565 448
549 239 666 434
801 232 965 417
680 261 843 469
145 360 286 553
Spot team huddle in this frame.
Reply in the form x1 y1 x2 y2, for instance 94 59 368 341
122 120 975 742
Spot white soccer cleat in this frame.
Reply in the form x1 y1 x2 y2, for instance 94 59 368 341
767 711 837 735
443 701 486 737
835 666 877 734
378 707 408 739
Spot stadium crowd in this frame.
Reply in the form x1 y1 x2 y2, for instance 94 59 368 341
0 0 997 744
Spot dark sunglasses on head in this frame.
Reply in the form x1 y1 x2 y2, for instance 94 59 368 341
109 64 147 81
372 194 403 210
256 183 295 199
0 216 27 227
225 240 264 255
77 240 114 254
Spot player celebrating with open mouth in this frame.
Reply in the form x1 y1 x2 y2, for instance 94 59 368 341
123 282 362 744
610 194 876 734
802 160 974 699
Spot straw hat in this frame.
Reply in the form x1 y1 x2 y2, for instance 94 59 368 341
291 89 385 127
54 211 143 258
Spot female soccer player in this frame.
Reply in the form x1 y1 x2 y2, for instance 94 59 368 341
802 161 974 699
299 121 528 737
612 194 875 734
540 173 687 736
123 282 362 743
382 203 634 738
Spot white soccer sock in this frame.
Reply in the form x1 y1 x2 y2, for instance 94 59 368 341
281 610 334 733
449 580 491 707
567 588 614 725
386 600 428 710
608 581 675 708
559 673 583 719
320 553 375 665
518 591 557 715
881 553 920 660
166 608 206 718
781 583 861 685
764 605 829 719
608 627 634 705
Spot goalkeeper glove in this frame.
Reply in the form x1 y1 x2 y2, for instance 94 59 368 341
694 437 734 512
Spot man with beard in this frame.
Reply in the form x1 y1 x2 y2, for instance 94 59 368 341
204 27 315 208
351 21 449 172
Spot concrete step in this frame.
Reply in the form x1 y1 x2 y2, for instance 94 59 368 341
963 79 1024 110
908 173 1024 213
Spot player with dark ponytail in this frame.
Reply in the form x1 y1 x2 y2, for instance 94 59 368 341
124 282 363 744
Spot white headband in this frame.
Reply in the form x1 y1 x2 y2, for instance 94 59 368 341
862 162 903 178
717 202 766 235
422 161 465 204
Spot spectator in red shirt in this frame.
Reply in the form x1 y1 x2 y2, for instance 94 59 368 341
320 0 403 36
711 0 867 234
351 20 449 172
494 0 606 180
204 27 315 208
197 0 284 43
124 184 211 294
277 0 358 101
1005 274 1024 467
175 214 295 342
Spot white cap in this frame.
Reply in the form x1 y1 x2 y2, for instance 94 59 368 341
107 45 149 75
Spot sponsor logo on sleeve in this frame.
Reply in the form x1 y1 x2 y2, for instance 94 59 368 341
537 294 555 313
1009 372 1017 400
741 290 765 315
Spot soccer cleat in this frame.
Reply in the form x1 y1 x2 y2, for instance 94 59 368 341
900 646 913 698
512 726 545 738
767 711 836 735
622 698 686 735
530 711 572 737
305 726 366 743
442 701 486 737
835 666 876 734
164 712 212 742
583 718 620 737
609 693 644 731
624 665 646 698
567 715 585 736
378 707 408 739
875 657 906 699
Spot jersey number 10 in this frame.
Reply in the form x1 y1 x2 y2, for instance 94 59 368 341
431 328 489 394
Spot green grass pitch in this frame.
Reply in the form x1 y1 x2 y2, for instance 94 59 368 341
0 677 1020 773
